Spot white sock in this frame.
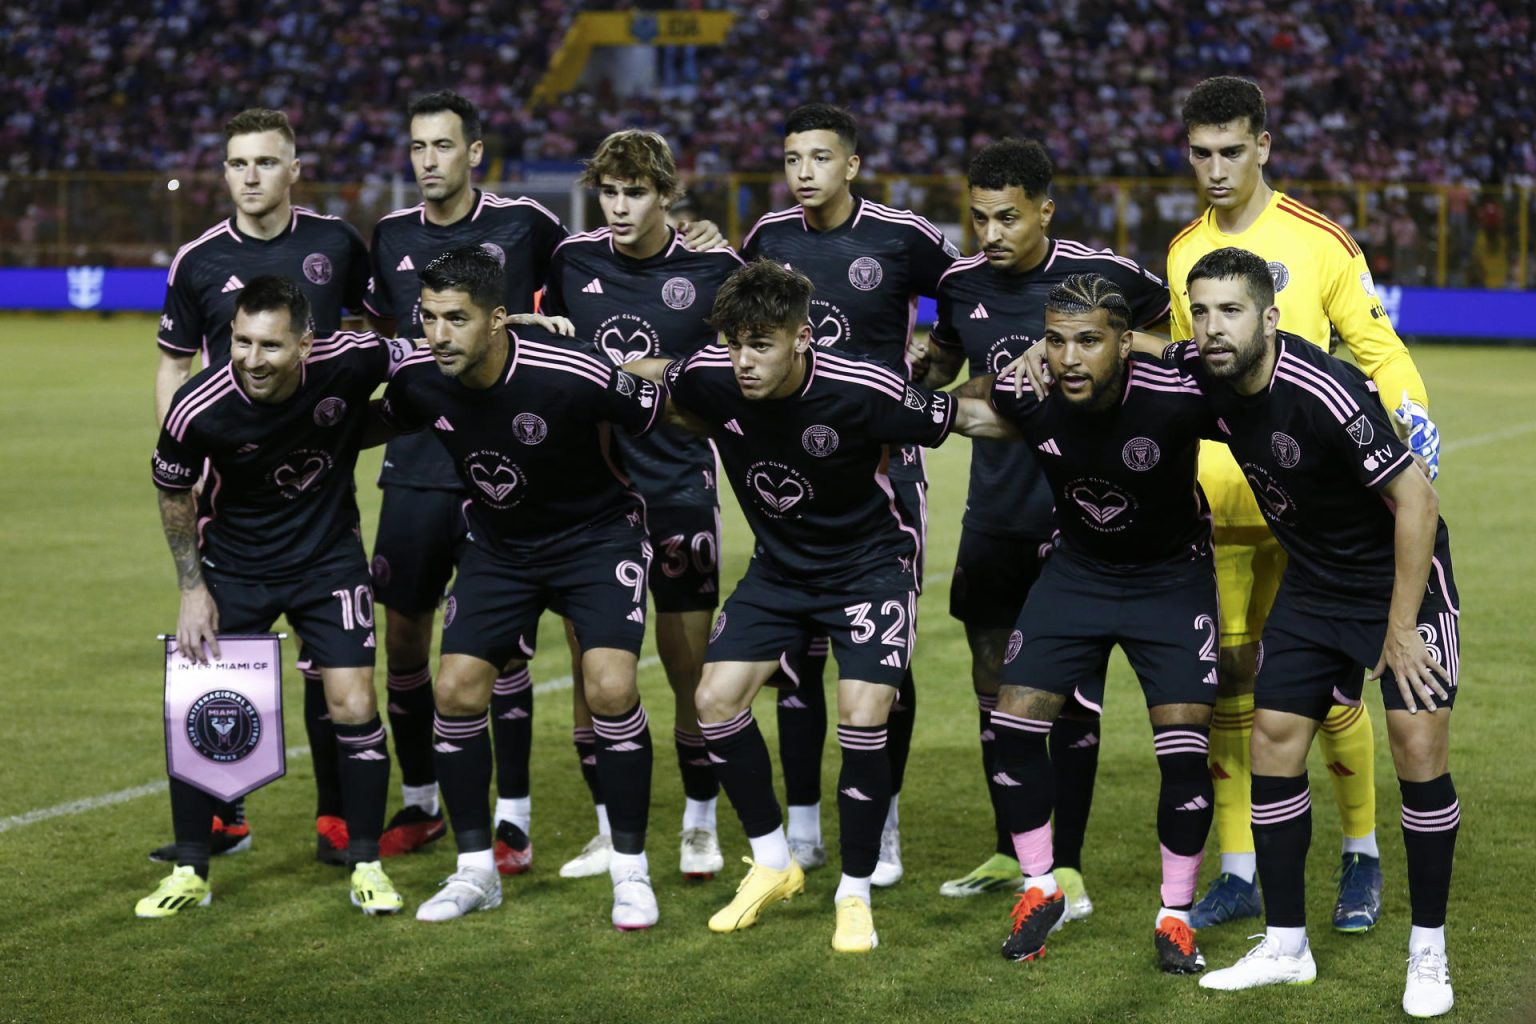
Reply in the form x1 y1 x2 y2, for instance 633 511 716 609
1221 851 1258 883
787 803 821 845
834 873 872 905
748 828 791 870
882 793 900 832
458 849 495 874
1158 906 1190 927
609 850 648 882
401 783 439 816
1409 925 1446 954
1266 926 1309 956
595 804 611 837
682 797 716 832
1024 872 1059 897
1342 833 1380 858
494 796 531 834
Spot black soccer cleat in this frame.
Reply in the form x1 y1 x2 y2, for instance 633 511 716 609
146 816 252 863
1155 915 1207 974
1000 886 1066 962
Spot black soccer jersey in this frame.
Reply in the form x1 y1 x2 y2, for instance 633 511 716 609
931 240 1172 540
366 189 570 491
380 327 662 561
664 346 955 588
157 208 370 367
152 332 414 579
1174 333 1455 615
989 353 1214 570
543 227 742 508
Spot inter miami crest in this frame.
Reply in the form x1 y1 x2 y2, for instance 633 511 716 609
187 690 262 764
1267 261 1290 292
303 252 333 285
848 256 884 291
313 396 347 427
1270 432 1302 468
1122 437 1160 471
801 424 840 457
662 277 696 310
512 412 548 445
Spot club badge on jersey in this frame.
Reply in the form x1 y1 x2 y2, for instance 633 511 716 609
163 634 286 802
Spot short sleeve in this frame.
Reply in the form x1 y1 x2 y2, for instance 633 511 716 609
601 367 663 438
1329 378 1416 491
929 283 962 351
151 420 203 492
867 382 954 448
987 373 1045 426
908 220 959 298
158 267 204 357
379 367 428 432
342 222 371 313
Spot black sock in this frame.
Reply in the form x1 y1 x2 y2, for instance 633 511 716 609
334 716 391 864
490 667 533 800
776 637 828 808
1049 714 1101 871
303 669 344 818
432 711 492 853
977 694 1012 857
1400 773 1459 928
675 727 719 802
1153 723 1214 910
700 709 782 838
572 726 603 806
836 724 891 879
886 669 917 798
211 797 243 829
991 709 1055 834
590 702 653 855
1251 773 1312 928
169 777 214 879
385 663 435 789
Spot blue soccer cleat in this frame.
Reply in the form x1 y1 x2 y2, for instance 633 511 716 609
1190 871 1262 929
1334 852 1383 933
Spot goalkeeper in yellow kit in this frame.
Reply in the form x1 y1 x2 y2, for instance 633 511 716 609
1166 77 1441 932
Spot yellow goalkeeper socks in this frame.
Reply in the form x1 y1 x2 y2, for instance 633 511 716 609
1209 692 1255 862
1321 702 1378 849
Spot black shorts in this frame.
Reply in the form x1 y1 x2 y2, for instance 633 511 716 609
999 552 1220 710
1255 592 1462 721
441 528 650 667
206 538 377 669
707 564 917 687
949 527 1053 629
371 486 468 614
647 504 721 613
887 471 928 587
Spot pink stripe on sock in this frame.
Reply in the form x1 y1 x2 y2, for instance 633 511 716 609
1159 843 1203 908
1011 823 1054 876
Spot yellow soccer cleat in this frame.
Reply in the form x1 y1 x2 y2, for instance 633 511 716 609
708 857 805 933
349 860 404 916
831 895 879 953
135 865 211 919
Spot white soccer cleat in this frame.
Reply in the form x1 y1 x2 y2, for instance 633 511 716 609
414 866 502 922
559 833 613 879
1200 934 1317 990
611 871 659 931
871 827 903 887
680 828 725 878
788 838 828 872
1403 947 1454 1018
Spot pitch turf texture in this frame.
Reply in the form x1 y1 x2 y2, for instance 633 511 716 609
1 313 1533 1024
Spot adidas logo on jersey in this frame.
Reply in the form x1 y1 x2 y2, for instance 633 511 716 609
724 419 744 435
1037 439 1062 456
221 275 244 293
363 632 376 648
434 416 454 432
396 254 415 272
879 651 903 668
626 607 645 624
582 278 604 294
970 303 989 319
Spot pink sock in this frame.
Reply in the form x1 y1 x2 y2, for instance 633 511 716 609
1011 823 1054 877
1159 843 1204 909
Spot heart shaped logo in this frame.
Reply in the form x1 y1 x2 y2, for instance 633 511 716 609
272 454 330 496
751 471 805 513
469 460 520 503
599 327 653 366
1069 483 1129 526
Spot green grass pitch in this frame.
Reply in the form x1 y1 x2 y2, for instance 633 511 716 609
0 313 1533 1023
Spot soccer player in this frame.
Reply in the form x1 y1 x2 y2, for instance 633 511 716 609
630 259 995 952
1183 249 1458 1018
149 107 370 867
950 275 1220 973
740 103 958 883
1167 77 1440 931
139 276 408 918
380 248 665 929
921 139 1171 909
542 129 744 880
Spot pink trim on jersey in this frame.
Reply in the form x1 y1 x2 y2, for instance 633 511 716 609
553 227 611 254
1283 352 1360 414
936 251 988 287
1365 450 1411 488
1038 239 1061 276
481 192 563 225
1431 557 1459 616
166 365 240 441
518 348 611 388
817 350 906 398
856 200 946 245
776 650 802 687
1126 361 1203 398
167 219 241 284
307 331 380 365
294 205 341 223
1275 364 1352 423
1439 610 1459 681
1054 238 1144 275
1274 355 1359 424
376 203 424 224
1331 685 1363 708
157 336 199 354
741 206 805 250
196 464 222 549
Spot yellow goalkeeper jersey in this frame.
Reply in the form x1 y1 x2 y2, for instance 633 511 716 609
1167 190 1429 527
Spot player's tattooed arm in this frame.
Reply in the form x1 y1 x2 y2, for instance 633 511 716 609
1369 466 1451 712
949 373 996 400
159 489 220 662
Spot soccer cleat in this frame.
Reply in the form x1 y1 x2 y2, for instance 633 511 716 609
680 827 724 879
612 871 659 931
379 806 446 857
708 857 806 933
349 860 404 916
1333 853 1383 933
147 815 251 863
1000 886 1067 961
493 820 533 876
787 838 827 872
1190 872 1262 929
414 866 502 922
1155 916 1207 974
559 833 612 879
832 895 879 953
316 815 349 866
1403 947 1454 1017
135 865 211 919
871 827 903 887
939 853 1023 898
1054 867 1094 921
1199 934 1317 990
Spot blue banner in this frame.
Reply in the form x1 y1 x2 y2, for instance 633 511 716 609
0 267 166 312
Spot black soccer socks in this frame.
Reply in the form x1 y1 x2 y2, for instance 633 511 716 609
490 667 533 800
1252 772 1312 928
334 715 391 863
701 709 783 838
433 711 493 853
590 702 654 856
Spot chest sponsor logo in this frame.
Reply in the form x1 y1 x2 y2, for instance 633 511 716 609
1271 431 1302 468
303 253 333 285
662 276 696 310
512 413 548 445
848 256 884 291
904 387 927 411
746 460 814 517
597 313 659 365
1241 464 1298 524
1067 476 1136 531
801 424 840 457
270 448 334 499
480 241 506 267
1122 436 1160 471
186 689 262 763
313 396 347 427
1345 414 1374 447
810 299 852 347
465 450 525 508
1267 261 1289 293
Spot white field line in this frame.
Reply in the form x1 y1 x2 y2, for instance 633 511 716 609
0 656 658 836
1441 420 1536 453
